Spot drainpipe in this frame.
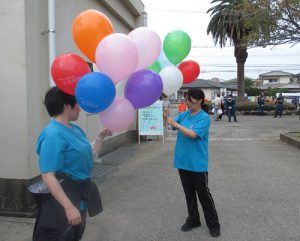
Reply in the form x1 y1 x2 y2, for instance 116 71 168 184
141 11 148 27
48 0 56 86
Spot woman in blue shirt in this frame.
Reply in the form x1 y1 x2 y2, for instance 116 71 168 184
33 87 112 241
167 88 220 238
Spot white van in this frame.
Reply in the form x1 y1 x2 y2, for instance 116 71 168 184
275 93 300 104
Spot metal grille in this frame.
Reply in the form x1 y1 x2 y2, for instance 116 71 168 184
91 144 138 184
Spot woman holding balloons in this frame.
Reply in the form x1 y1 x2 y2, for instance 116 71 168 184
167 88 220 238
32 87 112 241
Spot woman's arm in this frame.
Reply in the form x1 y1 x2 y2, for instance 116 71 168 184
42 172 82 225
167 117 198 139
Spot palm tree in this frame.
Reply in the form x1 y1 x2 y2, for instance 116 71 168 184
207 0 251 101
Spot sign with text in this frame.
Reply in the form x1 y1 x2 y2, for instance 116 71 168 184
138 101 163 136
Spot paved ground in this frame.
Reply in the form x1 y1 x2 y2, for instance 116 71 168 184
1 114 299 241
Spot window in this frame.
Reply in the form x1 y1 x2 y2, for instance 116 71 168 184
269 79 278 83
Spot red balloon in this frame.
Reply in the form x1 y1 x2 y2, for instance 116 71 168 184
178 60 200 84
51 53 91 95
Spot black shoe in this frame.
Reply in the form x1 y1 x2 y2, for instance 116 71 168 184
209 228 220 237
181 221 201 232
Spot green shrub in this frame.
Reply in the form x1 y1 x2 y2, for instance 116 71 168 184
236 102 296 111
206 101 296 111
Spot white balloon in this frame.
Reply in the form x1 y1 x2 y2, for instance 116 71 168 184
115 79 128 97
92 63 101 72
160 66 183 96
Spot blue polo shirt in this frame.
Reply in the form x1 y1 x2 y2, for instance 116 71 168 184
36 119 93 180
174 110 210 172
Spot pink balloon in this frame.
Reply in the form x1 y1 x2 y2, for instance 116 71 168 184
99 97 135 132
128 27 161 71
95 33 138 84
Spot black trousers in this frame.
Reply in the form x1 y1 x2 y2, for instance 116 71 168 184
178 169 220 230
32 196 86 241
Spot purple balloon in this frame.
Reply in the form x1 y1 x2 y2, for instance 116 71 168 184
125 69 163 109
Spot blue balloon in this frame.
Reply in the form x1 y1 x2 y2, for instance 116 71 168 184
75 72 116 113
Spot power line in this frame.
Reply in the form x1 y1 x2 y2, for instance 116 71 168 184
145 8 208 14
202 68 300 71
201 64 300 67
189 53 300 58
191 46 300 53
201 69 300 73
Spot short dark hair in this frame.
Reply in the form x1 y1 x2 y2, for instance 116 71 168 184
44 87 76 117
187 88 208 113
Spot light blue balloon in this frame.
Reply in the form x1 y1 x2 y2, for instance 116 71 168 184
75 72 116 113
157 49 175 70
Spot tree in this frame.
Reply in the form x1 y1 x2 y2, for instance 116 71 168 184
265 88 289 97
207 0 253 101
245 0 300 47
244 77 260 96
244 77 254 89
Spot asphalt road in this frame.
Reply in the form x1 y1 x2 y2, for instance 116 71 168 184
1 114 299 241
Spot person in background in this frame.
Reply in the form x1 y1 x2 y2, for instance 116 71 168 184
291 97 298 109
274 93 284 118
218 92 225 120
257 92 265 115
162 94 171 128
166 88 221 238
213 93 221 121
178 97 187 114
32 87 112 241
225 94 237 122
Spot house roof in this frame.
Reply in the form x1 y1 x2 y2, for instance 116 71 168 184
258 82 300 90
226 76 253 83
259 70 294 77
181 79 230 89
221 82 237 90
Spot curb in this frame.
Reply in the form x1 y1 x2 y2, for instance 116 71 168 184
280 132 300 150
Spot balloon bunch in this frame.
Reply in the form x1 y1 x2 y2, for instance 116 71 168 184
50 10 200 132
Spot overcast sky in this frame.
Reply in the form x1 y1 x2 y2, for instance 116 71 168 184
142 0 300 80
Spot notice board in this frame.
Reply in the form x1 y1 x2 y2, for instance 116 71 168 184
138 101 164 143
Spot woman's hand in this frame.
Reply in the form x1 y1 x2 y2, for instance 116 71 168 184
93 129 113 159
97 129 113 139
65 204 82 225
166 117 177 127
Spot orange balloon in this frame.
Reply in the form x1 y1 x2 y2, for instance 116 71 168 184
72 10 113 63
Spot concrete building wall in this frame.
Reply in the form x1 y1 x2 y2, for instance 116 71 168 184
262 76 292 85
279 76 292 84
0 0 35 179
0 0 145 216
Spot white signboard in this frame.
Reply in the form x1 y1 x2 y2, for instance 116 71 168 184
138 101 164 143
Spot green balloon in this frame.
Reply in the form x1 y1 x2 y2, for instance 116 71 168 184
147 61 161 73
163 30 191 65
